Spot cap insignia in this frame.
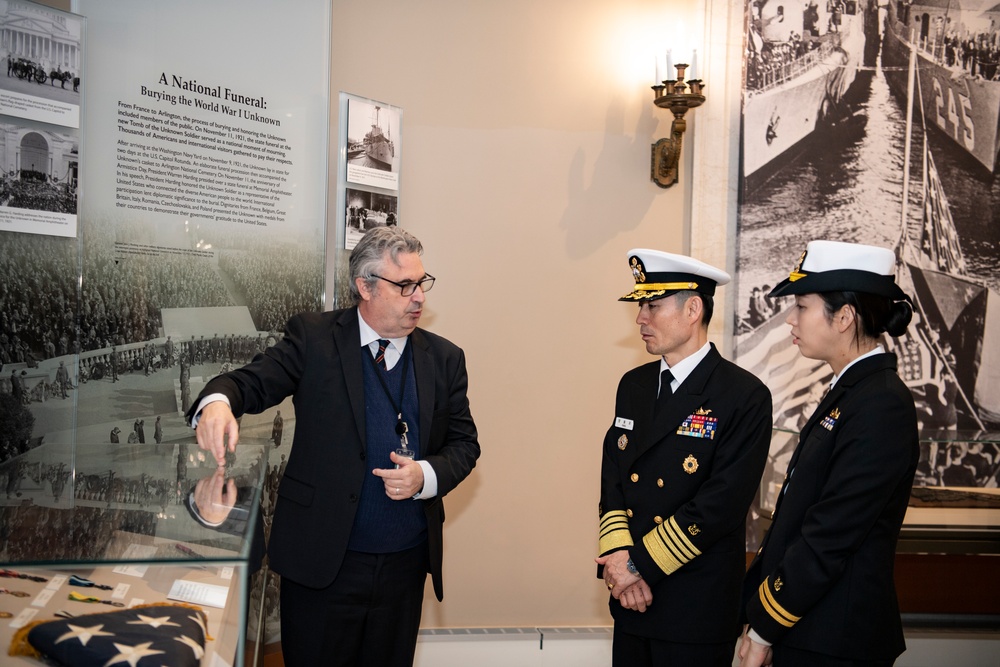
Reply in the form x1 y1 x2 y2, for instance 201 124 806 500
630 257 646 283
789 250 808 282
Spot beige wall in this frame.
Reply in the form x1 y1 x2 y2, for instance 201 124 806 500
327 0 741 627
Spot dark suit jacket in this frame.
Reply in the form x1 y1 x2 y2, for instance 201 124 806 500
742 353 918 661
599 344 772 643
186 307 480 600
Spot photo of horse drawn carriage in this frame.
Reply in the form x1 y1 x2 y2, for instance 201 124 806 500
7 57 79 91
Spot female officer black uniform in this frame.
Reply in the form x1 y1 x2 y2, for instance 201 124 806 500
739 240 919 667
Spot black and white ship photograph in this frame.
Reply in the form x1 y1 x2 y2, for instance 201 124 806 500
345 96 400 190
735 0 1000 513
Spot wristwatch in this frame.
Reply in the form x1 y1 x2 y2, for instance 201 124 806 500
626 558 641 579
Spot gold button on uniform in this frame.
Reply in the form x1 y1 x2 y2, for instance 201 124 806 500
657 478 664 488
626 509 633 518
654 516 663 524
630 473 639 483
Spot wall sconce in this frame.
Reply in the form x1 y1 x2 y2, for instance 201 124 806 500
650 60 705 188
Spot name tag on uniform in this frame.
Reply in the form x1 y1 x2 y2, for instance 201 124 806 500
615 417 634 430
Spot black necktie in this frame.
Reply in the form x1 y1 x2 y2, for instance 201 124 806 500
656 369 674 413
375 339 389 369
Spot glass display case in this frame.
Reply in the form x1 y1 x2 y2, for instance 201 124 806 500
0 440 269 666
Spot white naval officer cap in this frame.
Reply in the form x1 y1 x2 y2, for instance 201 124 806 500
768 240 908 301
619 248 730 302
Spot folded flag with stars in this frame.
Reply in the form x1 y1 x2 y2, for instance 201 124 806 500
10 603 209 667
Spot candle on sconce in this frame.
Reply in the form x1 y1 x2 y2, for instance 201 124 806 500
655 55 661 84
666 48 673 79
690 48 698 80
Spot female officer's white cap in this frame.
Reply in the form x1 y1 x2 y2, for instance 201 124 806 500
619 248 730 302
769 240 908 300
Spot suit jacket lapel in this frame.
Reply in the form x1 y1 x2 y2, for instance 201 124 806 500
653 345 721 437
410 328 436 453
623 346 722 468
786 353 897 471
334 308 366 448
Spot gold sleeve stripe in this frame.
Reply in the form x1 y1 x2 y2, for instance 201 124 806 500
759 579 801 628
642 517 703 575
643 528 684 574
664 517 700 559
599 511 633 554
600 511 630 531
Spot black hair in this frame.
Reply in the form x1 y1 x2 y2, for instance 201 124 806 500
819 290 912 344
674 290 715 328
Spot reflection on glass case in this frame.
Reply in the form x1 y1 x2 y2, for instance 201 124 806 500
0 440 269 666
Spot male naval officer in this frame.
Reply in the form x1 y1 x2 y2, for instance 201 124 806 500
597 248 772 666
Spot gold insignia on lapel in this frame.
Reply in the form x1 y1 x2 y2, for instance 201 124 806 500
683 454 699 474
820 406 841 431
617 434 628 450
695 407 712 416
774 576 784 591
688 524 701 536
630 257 646 283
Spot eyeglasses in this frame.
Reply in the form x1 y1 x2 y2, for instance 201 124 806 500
372 274 436 297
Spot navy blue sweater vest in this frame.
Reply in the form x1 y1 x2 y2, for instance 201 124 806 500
348 344 426 553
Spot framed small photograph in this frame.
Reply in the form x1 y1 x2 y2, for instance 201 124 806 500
345 97 399 191
0 1 84 128
343 186 399 250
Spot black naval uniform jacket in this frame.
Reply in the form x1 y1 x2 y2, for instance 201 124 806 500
185 307 480 601
599 344 772 643
742 353 918 661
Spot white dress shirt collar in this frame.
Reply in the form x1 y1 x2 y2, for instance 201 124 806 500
830 344 884 390
358 310 409 370
659 342 711 394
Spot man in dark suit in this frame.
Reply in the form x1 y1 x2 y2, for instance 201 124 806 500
187 227 480 667
597 248 772 667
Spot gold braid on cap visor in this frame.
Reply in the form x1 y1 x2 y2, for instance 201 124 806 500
788 269 807 282
634 281 699 292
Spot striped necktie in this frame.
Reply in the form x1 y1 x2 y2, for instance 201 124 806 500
375 339 390 369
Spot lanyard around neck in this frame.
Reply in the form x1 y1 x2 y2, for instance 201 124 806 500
366 343 410 423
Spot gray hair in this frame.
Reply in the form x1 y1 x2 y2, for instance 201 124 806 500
348 227 423 302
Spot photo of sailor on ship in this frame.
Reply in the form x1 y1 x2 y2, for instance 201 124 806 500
345 96 400 191
735 0 1000 530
